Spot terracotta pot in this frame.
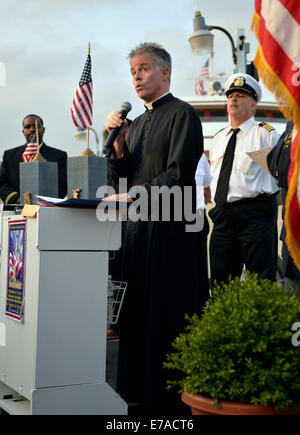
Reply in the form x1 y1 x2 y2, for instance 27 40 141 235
181 392 300 415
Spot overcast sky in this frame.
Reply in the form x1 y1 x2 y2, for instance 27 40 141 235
0 0 270 157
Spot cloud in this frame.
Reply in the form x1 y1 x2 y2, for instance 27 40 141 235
0 0 264 159
4 0 102 18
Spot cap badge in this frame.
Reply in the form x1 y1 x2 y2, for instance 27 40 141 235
233 76 245 87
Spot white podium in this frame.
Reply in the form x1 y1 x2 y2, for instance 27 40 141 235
0 207 127 415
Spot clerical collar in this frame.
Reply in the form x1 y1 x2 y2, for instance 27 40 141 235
144 92 171 111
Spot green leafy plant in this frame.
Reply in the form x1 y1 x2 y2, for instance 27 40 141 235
164 271 300 410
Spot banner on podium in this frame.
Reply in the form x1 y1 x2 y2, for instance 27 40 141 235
5 219 27 322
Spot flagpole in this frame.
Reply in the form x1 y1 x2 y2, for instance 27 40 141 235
87 42 91 151
33 119 46 161
76 41 95 156
35 120 40 156
87 126 90 150
209 52 214 95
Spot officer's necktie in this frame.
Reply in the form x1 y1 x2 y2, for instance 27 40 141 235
214 128 240 206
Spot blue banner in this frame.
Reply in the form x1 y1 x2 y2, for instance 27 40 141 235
5 219 27 322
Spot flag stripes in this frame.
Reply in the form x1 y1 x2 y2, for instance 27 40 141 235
195 59 209 96
279 0 300 24
8 250 23 281
71 52 93 128
195 79 204 96
252 0 300 268
22 132 38 162
252 0 300 119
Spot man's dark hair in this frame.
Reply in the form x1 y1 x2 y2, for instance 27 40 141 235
128 42 172 82
22 114 44 127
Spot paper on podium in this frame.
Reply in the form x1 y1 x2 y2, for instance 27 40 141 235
21 204 39 218
246 147 271 173
34 194 130 210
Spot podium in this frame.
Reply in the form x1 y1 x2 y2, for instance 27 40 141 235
0 207 127 415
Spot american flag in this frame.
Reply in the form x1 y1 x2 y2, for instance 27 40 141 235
15 257 23 281
8 250 22 281
71 50 93 128
22 132 38 162
252 0 300 269
8 251 14 278
195 78 204 96
195 59 210 96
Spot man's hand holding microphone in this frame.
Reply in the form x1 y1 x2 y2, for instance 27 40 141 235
103 102 133 202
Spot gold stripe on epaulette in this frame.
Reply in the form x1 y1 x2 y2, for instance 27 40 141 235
259 122 275 132
284 129 293 147
5 191 18 205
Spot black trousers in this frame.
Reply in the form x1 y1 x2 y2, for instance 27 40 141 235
209 194 278 285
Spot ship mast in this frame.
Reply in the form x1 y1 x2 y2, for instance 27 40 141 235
189 11 252 96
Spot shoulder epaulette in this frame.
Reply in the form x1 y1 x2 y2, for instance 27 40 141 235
213 127 226 138
259 122 275 132
5 191 18 205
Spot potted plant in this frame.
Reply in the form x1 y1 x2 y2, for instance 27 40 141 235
164 272 300 415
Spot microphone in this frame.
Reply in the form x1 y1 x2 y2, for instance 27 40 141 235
103 102 132 157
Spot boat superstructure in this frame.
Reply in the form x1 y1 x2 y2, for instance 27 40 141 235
184 94 287 155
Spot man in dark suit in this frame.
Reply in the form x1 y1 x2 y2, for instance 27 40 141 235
0 114 67 206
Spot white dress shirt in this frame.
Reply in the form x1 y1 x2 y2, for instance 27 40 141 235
195 154 212 210
209 116 280 203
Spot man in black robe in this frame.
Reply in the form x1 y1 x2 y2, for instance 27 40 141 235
105 42 209 415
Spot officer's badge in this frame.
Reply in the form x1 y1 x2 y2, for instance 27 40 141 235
233 76 245 87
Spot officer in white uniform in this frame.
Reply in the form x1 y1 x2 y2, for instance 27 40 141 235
209 72 281 284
